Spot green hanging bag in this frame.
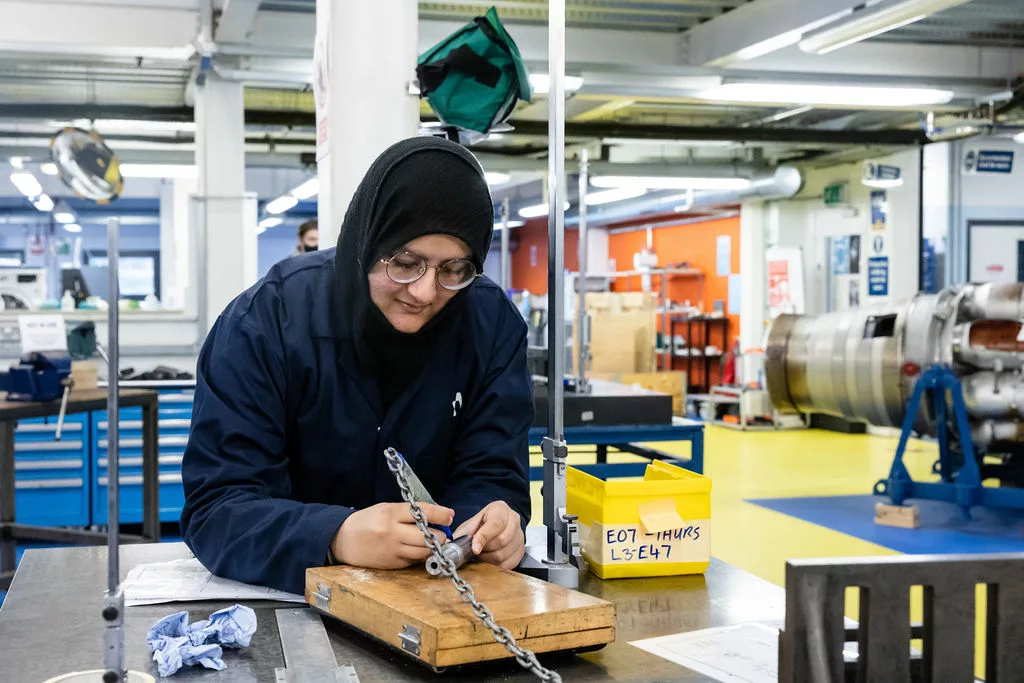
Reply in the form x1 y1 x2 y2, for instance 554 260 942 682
416 7 533 134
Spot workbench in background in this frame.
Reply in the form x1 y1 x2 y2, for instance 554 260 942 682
0 542 785 681
0 387 161 590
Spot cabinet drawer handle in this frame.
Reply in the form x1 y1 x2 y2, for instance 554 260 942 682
16 477 83 489
15 458 83 471
98 455 182 467
15 441 84 452
98 420 143 430
98 437 188 449
16 423 82 434
158 395 193 404
99 473 182 486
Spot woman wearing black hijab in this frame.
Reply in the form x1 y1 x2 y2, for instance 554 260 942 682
180 137 533 593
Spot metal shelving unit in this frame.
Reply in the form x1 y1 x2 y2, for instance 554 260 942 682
669 314 729 393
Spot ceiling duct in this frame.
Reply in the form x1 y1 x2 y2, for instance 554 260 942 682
570 165 802 227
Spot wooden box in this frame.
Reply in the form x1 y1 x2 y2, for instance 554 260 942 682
575 292 657 374
306 562 616 669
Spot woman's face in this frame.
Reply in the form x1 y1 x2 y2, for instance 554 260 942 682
368 234 472 333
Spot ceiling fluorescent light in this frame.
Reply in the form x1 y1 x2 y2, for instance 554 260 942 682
265 195 298 215
40 163 59 176
485 172 511 185
10 171 43 198
63 223 82 233
519 201 570 219
33 194 54 212
529 74 584 95
258 217 283 229
720 29 804 64
695 82 954 107
290 178 319 200
799 0 971 55
92 119 196 134
54 211 75 224
120 164 197 179
493 220 526 230
602 138 735 148
584 187 647 206
591 175 752 191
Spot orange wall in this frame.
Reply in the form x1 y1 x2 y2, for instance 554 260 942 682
510 218 579 295
608 215 741 384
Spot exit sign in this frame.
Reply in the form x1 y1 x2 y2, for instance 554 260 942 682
824 183 847 206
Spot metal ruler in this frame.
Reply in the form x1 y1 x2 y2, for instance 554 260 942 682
274 608 360 683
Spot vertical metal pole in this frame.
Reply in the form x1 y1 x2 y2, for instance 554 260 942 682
106 217 120 591
542 0 569 568
576 148 589 391
104 216 125 681
546 0 566 442
500 197 511 292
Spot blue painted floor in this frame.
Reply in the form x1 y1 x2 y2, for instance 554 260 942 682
748 494 1024 555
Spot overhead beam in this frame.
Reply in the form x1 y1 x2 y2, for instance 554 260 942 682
215 0 262 43
0 104 929 146
245 11 683 70
682 0 857 66
0 1 197 59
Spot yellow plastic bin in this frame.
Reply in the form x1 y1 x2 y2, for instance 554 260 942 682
567 460 711 579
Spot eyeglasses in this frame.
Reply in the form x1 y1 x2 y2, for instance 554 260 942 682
380 251 480 291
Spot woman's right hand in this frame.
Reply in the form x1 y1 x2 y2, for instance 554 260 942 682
331 502 454 569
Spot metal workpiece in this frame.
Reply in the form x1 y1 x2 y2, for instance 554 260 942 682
424 535 474 576
766 282 1024 439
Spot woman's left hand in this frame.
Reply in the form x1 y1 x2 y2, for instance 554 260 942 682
452 501 525 569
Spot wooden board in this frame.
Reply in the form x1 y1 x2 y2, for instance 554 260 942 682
306 562 616 668
875 502 919 529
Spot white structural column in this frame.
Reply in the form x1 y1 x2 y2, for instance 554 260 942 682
739 201 768 383
194 71 257 332
315 0 420 248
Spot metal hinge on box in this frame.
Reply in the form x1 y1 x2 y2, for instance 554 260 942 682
312 582 331 611
398 624 421 656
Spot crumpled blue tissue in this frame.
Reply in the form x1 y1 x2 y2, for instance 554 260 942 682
146 604 257 677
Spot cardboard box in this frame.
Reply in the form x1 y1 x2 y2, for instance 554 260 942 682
591 371 687 414
575 292 657 374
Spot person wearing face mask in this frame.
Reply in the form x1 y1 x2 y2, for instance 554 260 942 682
180 137 532 593
291 219 319 255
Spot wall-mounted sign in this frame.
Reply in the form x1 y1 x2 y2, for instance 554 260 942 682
965 149 1014 174
823 182 847 206
832 236 850 275
873 234 885 255
864 162 905 187
870 190 888 231
868 256 889 297
849 235 861 274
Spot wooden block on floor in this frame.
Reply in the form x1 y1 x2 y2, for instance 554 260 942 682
306 562 616 670
874 502 919 529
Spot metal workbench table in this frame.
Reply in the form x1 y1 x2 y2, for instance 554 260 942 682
0 387 161 590
528 420 705 478
0 542 784 681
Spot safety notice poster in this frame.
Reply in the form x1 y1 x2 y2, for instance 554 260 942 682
868 256 889 296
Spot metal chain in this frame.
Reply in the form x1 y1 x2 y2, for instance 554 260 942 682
384 448 562 683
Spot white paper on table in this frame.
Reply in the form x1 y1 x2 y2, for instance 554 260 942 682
123 557 306 606
630 623 780 683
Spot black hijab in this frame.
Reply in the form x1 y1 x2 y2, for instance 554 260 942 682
333 136 495 409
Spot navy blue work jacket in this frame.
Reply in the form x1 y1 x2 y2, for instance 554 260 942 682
180 249 533 594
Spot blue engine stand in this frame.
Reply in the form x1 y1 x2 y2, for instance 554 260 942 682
874 364 1024 518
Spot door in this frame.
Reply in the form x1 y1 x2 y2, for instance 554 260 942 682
969 221 1024 283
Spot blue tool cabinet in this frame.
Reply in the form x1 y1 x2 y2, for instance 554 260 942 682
91 388 194 524
13 414 91 526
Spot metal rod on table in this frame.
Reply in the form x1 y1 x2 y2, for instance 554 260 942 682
500 197 511 292
543 0 568 567
576 148 589 392
104 216 125 681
